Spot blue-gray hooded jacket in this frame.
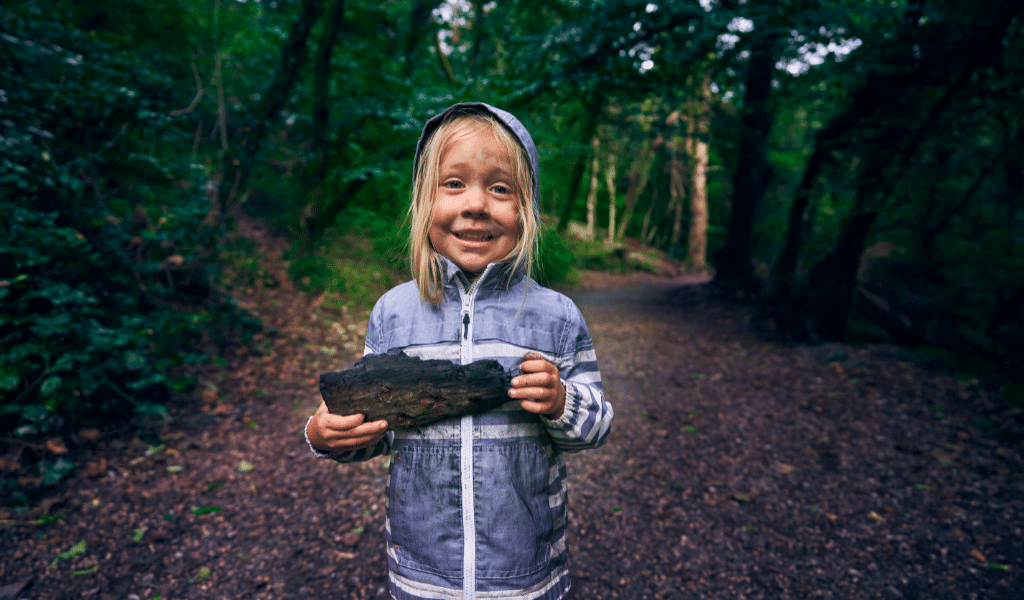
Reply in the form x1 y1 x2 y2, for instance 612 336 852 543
309 103 613 600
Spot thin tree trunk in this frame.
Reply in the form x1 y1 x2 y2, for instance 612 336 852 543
300 0 345 253
605 153 617 243
217 0 324 211
805 210 877 339
772 147 828 300
557 95 603 232
686 137 709 270
615 140 656 241
714 30 776 291
685 75 711 270
987 279 1024 333
668 155 686 249
470 0 485 72
403 0 442 77
585 137 599 240
641 185 659 244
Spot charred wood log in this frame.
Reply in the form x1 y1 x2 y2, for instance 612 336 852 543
319 351 512 431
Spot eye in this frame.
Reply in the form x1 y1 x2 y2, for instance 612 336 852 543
442 179 464 190
491 184 512 195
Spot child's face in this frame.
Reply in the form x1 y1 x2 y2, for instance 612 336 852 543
429 123 520 276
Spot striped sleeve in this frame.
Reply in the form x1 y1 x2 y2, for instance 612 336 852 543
541 301 613 452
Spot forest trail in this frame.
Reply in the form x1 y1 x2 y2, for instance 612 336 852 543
2 223 1022 600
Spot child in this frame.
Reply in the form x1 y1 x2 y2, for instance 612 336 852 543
305 102 613 600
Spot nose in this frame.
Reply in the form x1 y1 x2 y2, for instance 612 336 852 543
461 185 489 218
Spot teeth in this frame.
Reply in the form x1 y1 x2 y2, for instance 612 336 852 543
457 233 492 242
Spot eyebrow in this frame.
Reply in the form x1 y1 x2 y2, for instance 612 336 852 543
439 161 513 178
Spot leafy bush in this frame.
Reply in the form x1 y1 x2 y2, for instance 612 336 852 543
286 207 408 308
537 229 578 285
0 3 259 442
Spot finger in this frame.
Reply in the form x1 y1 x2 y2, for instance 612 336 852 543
341 430 387 448
512 372 556 388
321 411 365 427
518 399 553 415
322 414 387 436
519 359 556 374
510 386 555 402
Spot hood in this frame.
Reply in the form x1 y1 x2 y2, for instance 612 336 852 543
413 102 540 227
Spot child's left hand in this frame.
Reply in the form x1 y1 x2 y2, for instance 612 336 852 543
509 352 566 420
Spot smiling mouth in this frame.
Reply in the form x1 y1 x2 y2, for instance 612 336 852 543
455 232 494 242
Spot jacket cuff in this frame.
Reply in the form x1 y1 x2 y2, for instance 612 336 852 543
541 379 579 430
304 414 350 460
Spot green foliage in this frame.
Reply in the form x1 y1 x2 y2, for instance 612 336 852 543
286 207 407 309
536 229 578 286
0 1 259 437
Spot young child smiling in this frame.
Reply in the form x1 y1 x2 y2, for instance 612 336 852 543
306 102 614 600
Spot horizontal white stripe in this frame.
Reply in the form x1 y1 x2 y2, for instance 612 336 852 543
404 345 461 361
395 422 461 440
475 421 545 439
568 371 601 385
391 571 459 599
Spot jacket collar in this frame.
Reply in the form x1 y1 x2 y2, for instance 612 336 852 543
438 255 524 291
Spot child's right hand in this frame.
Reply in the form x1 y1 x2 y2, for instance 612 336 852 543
306 400 388 452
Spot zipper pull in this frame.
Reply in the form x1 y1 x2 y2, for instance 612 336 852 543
462 313 470 340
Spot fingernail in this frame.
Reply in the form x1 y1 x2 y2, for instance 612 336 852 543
508 389 516 397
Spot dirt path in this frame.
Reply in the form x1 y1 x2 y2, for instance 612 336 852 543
2 265 1022 600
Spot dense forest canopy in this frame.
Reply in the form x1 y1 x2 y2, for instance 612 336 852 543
2 0 1023 438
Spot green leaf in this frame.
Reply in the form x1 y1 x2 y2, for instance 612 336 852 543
0 373 18 391
132 527 146 542
73 564 99 576
40 375 62 396
188 566 212 582
42 458 74 484
124 351 146 370
190 505 221 516
52 539 86 565
238 460 254 473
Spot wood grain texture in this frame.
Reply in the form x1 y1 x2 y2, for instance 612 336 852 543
319 351 512 431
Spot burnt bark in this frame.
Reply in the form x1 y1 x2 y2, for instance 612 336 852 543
320 351 512 431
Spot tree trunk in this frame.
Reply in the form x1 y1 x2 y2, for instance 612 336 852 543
470 0 485 72
714 30 776 291
615 139 656 241
685 75 711 270
641 185 659 245
403 0 443 77
557 95 604 232
584 137 599 240
605 152 617 243
804 210 877 339
217 0 324 211
686 135 709 270
668 155 686 249
299 0 346 253
772 147 828 300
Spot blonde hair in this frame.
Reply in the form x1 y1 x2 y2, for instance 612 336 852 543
409 111 538 306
